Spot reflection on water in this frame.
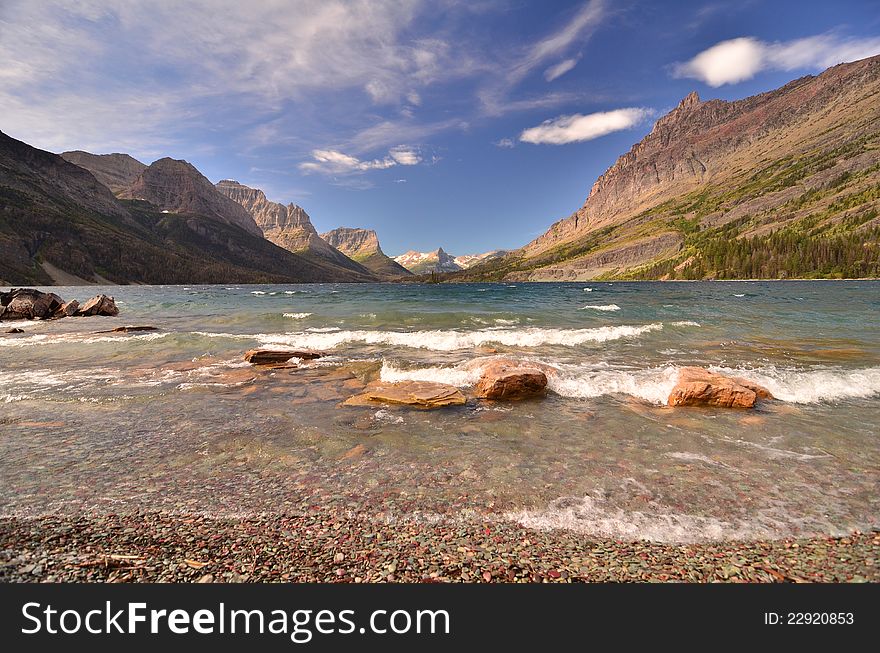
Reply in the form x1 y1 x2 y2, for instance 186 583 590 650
1 281 878 542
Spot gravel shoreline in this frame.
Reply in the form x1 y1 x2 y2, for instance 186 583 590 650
1 512 877 583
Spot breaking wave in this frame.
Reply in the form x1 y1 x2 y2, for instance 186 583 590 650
579 304 620 312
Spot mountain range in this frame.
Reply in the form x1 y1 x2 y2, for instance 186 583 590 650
392 248 508 274
0 133 405 285
455 54 880 281
3 55 879 285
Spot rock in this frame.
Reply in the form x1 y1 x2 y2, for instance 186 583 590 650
0 288 64 320
244 349 325 365
667 367 773 409
343 381 466 409
472 358 548 400
96 325 158 333
55 300 79 317
75 294 119 317
4 328 24 333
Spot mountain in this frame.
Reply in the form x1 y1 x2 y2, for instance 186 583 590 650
118 159 263 237
60 151 146 194
320 227 411 278
0 130 363 285
456 55 880 281
453 250 509 269
393 248 462 274
216 180 376 280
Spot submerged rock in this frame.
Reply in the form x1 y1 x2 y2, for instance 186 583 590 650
76 294 119 317
4 327 24 334
343 381 466 408
667 367 773 409
0 288 63 320
97 325 158 333
244 348 325 365
473 359 548 400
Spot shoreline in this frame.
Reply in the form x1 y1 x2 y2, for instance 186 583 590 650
2 512 877 583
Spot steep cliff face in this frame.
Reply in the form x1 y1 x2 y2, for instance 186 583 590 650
119 160 262 237
216 180 375 280
393 248 462 274
461 54 880 281
320 227 411 278
60 151 146 194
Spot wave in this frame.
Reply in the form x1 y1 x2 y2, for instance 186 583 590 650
580 304 620 312
0 332 169 348
708 365 880 404
505 492 777 543
256 323 668 351
377 357 880 406
282 312 312 319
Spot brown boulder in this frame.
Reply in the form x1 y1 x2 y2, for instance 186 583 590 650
472 359 548 400
97 325 158 333
0 288 64 320
667 367 773 409
76 294 119 317
244 348 325 365
55 300 80 317
343 381 466 409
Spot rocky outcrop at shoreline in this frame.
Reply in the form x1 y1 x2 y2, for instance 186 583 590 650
473 359 548 400
0 288 118 321
668 367 773 409
344 380 467 408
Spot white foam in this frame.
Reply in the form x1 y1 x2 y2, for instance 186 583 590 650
251 291 266 295
506 492 774 543
579 304 620 312
547 364 679 404
282 312 312 319
583 287 593 292
733 293 745 297
255 323 668 351
380 361 483 387
709 365 880 404
0 332 169 348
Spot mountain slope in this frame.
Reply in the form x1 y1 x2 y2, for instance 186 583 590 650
457 55 880 281
0 131 356 285
216 180 376 281
453 250 508 269
119 159 263 237
320 227 411 278
394 248 462 274
60 151 146 194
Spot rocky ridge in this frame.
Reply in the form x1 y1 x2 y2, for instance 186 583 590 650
320 227 411 278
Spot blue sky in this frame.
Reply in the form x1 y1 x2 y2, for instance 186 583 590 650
2 1 880 255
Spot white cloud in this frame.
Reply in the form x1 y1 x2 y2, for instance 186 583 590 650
494 137 515 148
299 146 421 175
519 108 650 145
544 57 580 81
673 34 880 87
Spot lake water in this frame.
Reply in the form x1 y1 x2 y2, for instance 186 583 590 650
1 281 878 542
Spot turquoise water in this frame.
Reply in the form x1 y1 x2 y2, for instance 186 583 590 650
1 281 878 542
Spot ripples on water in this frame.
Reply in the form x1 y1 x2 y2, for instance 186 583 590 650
1 281 878 543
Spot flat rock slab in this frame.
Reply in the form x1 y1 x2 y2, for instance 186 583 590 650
96 326 159 333
667 367 774 409
343 381 466 409
244 349 326 365
472 358 548 400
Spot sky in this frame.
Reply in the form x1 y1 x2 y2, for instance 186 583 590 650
2 1 880 256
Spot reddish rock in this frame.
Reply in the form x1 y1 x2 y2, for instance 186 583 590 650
56 300 79 317
244 348 325 365
343 381 466 408
76 294 118 317
473 359 548 400
667 367 773 409
0 288 63 320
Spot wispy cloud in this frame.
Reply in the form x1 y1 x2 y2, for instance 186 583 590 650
480 0 607 115
519 108 650 145
544 56 581 82
494 137 515 148
672 33 880 87
299 147 422 175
